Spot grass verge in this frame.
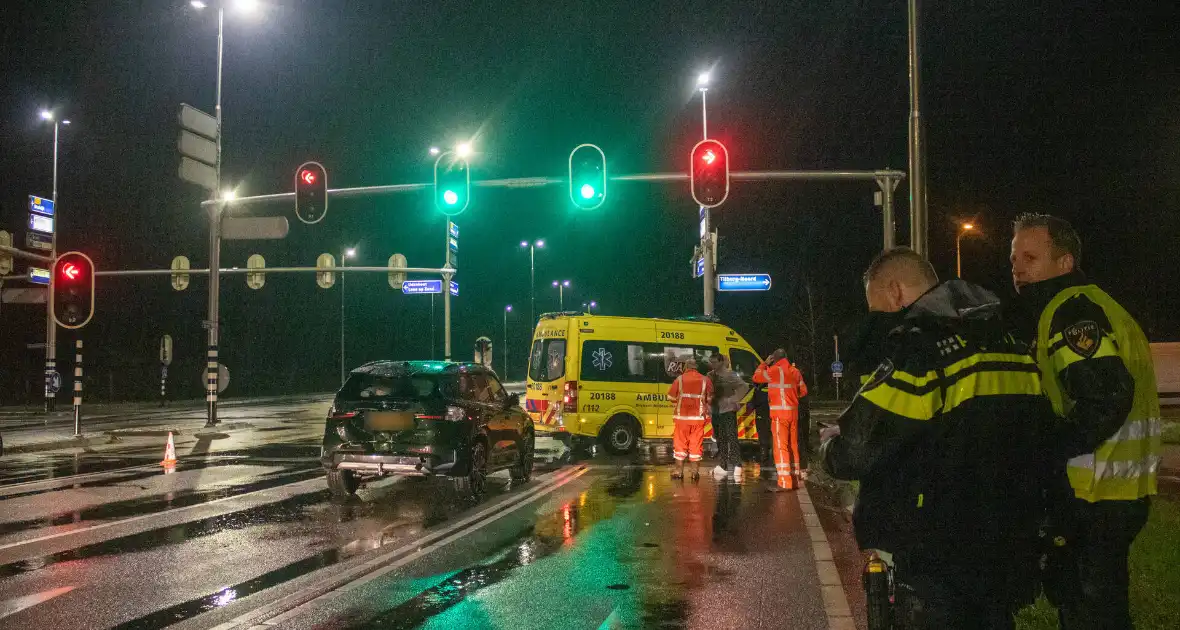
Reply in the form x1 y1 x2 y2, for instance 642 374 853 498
1016 496 1180 630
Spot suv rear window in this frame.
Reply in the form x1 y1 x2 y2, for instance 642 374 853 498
339 373 440 401
528 339 566 382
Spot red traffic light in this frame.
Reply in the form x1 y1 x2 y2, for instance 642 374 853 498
294 161 328 225
52 251 95 329
690 139 729 208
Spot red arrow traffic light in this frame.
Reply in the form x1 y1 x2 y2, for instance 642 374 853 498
52 251 95 329
294 161 328 224
690 139 729 208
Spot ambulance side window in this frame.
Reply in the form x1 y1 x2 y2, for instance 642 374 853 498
651 345 718 383
729 349 761 384
580 341 649 383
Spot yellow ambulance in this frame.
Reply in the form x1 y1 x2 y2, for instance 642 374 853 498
525 313 765 453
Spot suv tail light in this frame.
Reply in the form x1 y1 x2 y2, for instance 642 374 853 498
330 410 358 419
563 381 578 413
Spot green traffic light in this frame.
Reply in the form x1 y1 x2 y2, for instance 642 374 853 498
443 190 459 205
580 184 596 199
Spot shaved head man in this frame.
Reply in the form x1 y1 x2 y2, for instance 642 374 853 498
863 247 939 313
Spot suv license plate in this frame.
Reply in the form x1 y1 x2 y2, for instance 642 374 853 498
365 412 415 431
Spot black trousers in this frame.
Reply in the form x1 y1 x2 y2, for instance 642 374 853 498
1045 497 1150 630
754 406 773 465
713 411 740 471
796 407 810 470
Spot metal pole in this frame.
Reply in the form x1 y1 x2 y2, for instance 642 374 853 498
529 245 535 326
907 0 928 258
503 310 508 380
430 293 435 360
443 272 452 361
877 175 899 250
205 7 225 428
73 339 82 436
558 284 563 311
956 232 963 277
700 87 715 317
45 119 60 413
340 251 346 386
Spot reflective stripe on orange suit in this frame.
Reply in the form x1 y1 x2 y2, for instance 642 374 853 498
753 358 808 488
668 368 713 462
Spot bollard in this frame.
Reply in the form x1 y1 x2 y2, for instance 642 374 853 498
73 339 83 437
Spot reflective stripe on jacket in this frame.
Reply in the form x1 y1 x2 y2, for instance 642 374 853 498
1035 285 1161 502
668 368 713 422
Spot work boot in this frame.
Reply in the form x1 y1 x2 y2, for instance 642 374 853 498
689 460 701 481
672 462 685 480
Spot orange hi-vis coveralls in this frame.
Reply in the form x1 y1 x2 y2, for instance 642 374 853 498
753 358 808 488
667 367 713 462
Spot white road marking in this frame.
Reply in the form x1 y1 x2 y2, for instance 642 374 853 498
0 586 76 620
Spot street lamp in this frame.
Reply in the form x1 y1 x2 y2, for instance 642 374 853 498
456 142 473 158
428 146 440 156
503 305 513 380
189 0 266 427
340 246 356 386
956 223 976 278
38 109 71 412
587 300 598 313
552 280 571 311
519 239 545 325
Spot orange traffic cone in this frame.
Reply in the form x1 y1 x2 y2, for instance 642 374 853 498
160 431 178 467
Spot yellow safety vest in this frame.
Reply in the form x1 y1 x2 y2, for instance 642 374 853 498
1035 285 1161 502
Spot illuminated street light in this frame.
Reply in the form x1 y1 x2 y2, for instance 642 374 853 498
234 0 258 14
222 190 236 201
456 142 473 158
552 280 571 311
190 0 207 8
429 146 441 156
697 71 711 88
956 223 978 278
39 110 53 121
519 239 546 325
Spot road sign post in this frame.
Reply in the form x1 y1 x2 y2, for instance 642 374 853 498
716 274 772 292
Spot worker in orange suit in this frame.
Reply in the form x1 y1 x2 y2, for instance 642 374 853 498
667 357 713 481
753 348 809 491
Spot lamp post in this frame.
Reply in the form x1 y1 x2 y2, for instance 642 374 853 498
340 247 356 386
38 110 69 413
519 239 544 324
190 0 260 427
955 223 976 278
503 305 512 380
552 280 571 311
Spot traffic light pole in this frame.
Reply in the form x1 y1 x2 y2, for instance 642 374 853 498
699 86 715 317
205 5 225 428
443 221 453 361
44 119 60 413
908 0 928 258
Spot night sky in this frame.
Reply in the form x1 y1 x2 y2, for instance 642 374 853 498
1 1 1177 402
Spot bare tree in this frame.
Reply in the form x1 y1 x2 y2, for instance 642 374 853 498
789 279 824 393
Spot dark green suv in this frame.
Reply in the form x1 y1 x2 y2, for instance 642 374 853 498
321 361 534 499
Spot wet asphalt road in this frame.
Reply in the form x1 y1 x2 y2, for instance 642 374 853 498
0 401 846 630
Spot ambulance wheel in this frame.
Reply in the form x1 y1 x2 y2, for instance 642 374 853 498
600 415 640 455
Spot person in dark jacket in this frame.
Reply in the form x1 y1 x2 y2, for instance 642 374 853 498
1009 213 1159 630
751 379 774 472
820 247 1054 629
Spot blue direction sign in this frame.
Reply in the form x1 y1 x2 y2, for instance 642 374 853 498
717 273 772 292
448 221 459 239
28 267 51 285
401 280 442 295
695 257 705 278
831 361 844 377
29 195 55 217
448 236 459 252
449 280 459 296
